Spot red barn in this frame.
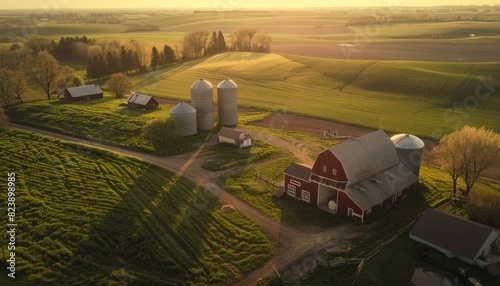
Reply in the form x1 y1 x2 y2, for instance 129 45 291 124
127 92 159 110
283 130 419 222
64 84 103 102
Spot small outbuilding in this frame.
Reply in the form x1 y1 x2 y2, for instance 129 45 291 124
410 209 500 266
127 92 159 110
64 84 103 102
218 127 252 148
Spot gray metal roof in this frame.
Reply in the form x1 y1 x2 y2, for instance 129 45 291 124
65 84 103 97
329 130 400 184
284 163 313 181
218 127 251 142
345 163 418 210
190 79 213 90
391 133 425 149
410 209 499 261
127 92 155 105
217 79 237 89
170 102 196 115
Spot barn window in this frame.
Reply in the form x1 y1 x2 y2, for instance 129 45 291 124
323 165 327 172
290 179 302 186
332 169 337 175
301 190 310 202
287 184 296 197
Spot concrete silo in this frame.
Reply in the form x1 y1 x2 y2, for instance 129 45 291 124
170 102 197 136
217 79 238 126
390 133 425 177
190 79 214 131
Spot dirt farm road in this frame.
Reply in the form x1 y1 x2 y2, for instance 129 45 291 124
10 123 368 285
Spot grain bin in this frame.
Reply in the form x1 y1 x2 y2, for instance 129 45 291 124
390 133 425 176
170 102 197 136
190 79 214 131
217 79 238 126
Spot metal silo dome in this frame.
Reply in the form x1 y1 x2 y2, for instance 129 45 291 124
190 79 214 131
391 134 425 149
170 102 197 136
391 134 425 176
217 79 238 126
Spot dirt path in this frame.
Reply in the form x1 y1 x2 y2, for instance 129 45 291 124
9 123 366 285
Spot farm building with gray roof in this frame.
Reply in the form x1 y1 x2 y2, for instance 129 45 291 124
127 92 159 110
64 84 103 101
282 130 423 222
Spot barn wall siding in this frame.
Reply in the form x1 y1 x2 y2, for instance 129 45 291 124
312 150 348 182
284 175 318 205
337 191 362 217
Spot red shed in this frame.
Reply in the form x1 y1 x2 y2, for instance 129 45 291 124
64 84 103 102
127 92 159 110
283 163 318 205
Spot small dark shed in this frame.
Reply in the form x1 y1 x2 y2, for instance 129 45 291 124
64 84 103 102
127 92 159 110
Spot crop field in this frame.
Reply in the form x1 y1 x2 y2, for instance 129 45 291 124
131 52 500 138
6 97 212 155
0 127 273 285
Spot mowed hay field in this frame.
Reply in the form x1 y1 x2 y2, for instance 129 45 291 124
131 52 500 138
0 128 272 286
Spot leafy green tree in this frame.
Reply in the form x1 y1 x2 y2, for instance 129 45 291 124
218 31 227 52
163 44 176 65
142 117 180 147
105 73 132 98
150 46 160 70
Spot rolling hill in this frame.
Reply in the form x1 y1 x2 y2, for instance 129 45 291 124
130 51 500 138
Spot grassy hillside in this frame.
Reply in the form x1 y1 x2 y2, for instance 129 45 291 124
0 127 273 285
6 97 212 155
130 52 500 138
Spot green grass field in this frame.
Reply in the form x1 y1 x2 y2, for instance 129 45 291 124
128 51 500 138
6 97 213 155
0 127 273 285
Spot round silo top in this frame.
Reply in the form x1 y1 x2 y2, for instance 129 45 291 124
170 102 196 115
190 79 213 90
391 133 425 149
217 79 237 89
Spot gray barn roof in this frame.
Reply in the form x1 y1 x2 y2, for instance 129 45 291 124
410 209 498 261
218 127 251 142
128 92 155 105
345 163 418 210
329 130 400 184
284 163 313 181
66 85 103 97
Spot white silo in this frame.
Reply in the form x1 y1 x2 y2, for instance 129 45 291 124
190 79 214 131
390 133 425 176
217 79 238 126
170 102 197 136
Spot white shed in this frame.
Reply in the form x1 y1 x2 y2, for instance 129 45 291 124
218 127 252 148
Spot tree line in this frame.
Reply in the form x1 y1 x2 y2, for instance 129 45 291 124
345 13 500 26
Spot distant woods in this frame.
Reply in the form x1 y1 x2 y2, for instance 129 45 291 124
180 28 271 61
345 13 500 26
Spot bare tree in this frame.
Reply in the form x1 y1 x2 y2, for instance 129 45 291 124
55 66 83 97
254 34 272 52
182 30 210 59
9 70 28 104
129 40 148 71
434 125 500 198
24 51 60 100
105 73 132 98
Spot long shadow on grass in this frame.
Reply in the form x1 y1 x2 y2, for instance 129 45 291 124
61 156 220 285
